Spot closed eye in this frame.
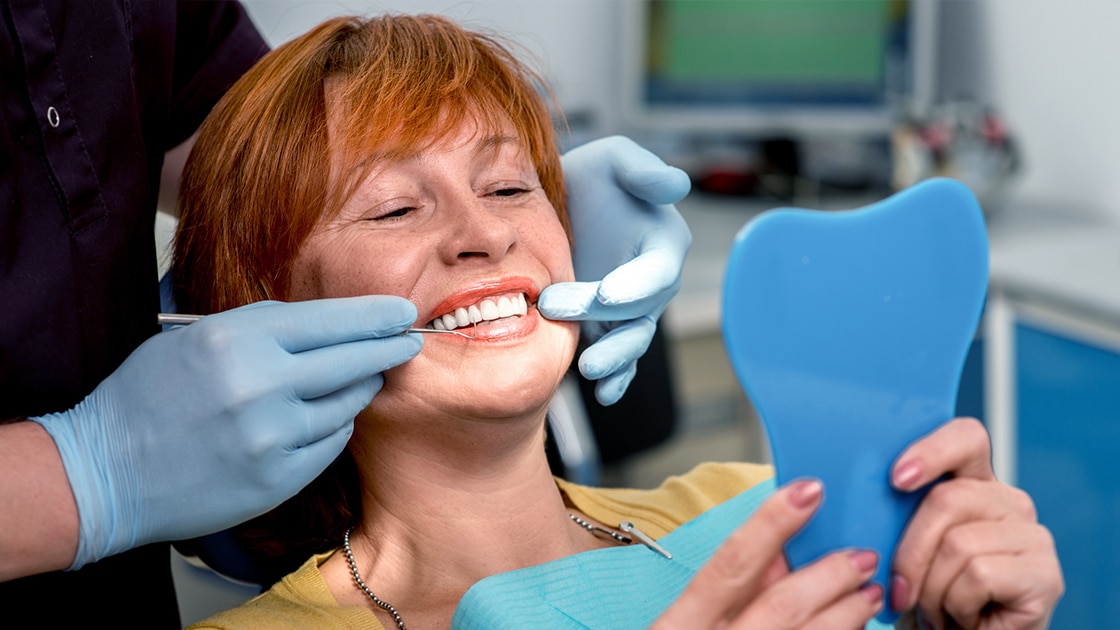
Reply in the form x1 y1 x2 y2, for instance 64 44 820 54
367 206 416 221
489 187 530 198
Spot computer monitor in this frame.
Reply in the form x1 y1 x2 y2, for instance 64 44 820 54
619 0 939 141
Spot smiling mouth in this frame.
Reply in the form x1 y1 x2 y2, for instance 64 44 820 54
427 293 529 332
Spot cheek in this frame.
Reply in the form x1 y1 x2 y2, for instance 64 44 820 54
550 241 575 283
556 319 581 364
287 245 327 301
289 232 423 301
527 213 575 283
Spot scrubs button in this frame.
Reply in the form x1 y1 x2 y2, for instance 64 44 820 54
46 106 60 128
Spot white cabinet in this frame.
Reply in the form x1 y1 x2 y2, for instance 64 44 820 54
985 221 1120 629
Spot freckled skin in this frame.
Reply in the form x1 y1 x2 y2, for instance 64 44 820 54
289 120 578 427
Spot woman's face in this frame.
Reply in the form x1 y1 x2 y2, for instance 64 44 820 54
289 118 578 423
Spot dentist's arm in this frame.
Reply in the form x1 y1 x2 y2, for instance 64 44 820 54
0 421 81 580
3 296 420 578
540 136 692 405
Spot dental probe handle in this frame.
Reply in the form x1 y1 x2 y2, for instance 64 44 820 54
156 313 472 338
157 313 204 326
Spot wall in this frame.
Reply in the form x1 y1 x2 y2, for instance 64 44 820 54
239 0 620 134
965 0 1120 225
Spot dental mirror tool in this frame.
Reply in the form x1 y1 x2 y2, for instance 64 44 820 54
721 177 988 624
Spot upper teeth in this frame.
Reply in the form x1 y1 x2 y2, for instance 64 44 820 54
430 293 529 331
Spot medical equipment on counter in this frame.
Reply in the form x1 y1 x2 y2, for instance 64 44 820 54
892 102 1019 213
721 177 988 624
158 313 478 339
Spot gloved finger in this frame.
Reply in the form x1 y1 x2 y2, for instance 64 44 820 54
592 361 638 406
225 295 417 353
578 317 656 380
597 203 690 305
269 375 383 451
597 249 684 308
601 136 692 204
283 419 357 486
537 281 602 320
251 412 358 512
300 383 369 449
287 334 422 400
540 280 671 323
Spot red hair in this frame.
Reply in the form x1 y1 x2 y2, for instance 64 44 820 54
173 13 567 314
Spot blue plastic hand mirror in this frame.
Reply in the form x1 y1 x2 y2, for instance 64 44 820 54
721 178 988 624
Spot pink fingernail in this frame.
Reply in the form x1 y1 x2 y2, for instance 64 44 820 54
788 480 822 508
894 460 922 490
849 550 878 573
891 574 911 612
861 583 884 605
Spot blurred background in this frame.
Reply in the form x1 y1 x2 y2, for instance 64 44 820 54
166 2 1120 628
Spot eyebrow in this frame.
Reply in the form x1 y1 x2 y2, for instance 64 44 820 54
350 133 522 175
478 134 520 151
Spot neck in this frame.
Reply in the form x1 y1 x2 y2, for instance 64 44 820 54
324 407 605 628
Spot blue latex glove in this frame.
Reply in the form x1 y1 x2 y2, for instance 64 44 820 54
539 136 692 405
31 296 422 569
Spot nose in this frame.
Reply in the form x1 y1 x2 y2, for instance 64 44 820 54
438 194 519 265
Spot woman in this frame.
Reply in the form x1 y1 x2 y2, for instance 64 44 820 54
176 14 1061 630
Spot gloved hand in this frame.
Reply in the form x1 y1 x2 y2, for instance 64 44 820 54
31 296 422 570
539 136 692 405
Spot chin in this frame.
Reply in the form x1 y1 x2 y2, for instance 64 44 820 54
453 341 573 419
373 321 577 422
466 368 564 418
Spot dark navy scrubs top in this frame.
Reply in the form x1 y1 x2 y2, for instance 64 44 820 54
0 1 265 623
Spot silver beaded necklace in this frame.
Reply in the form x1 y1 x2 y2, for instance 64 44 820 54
344 527 407 630
343 515 670 629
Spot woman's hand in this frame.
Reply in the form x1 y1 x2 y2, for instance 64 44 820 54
889 418 1064 629
653 480 885 629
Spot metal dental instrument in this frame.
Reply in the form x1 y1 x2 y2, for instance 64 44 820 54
157 313 478 338
410 325 478 339
156 313 208 326
619 521 673 559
